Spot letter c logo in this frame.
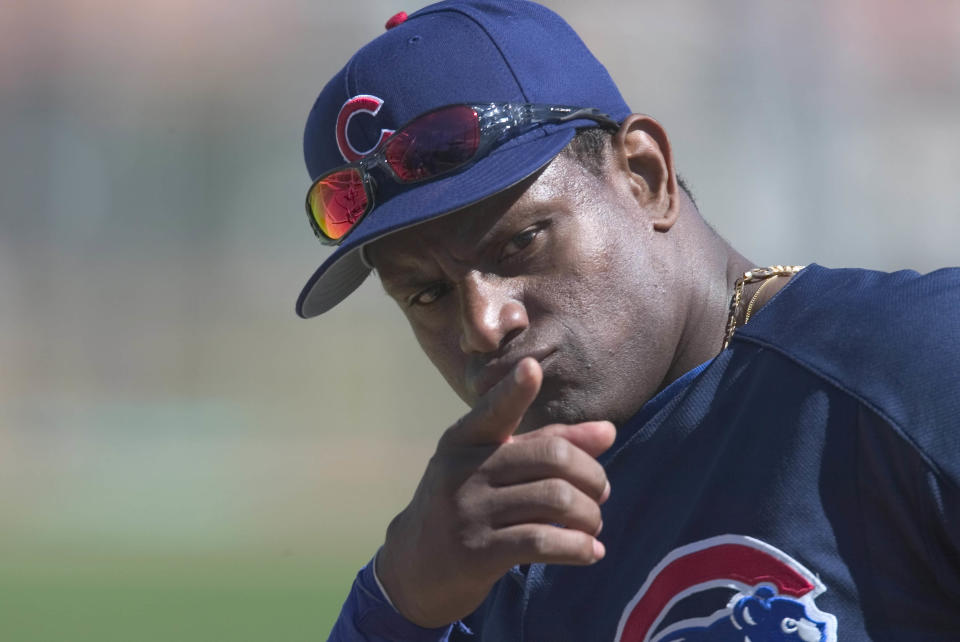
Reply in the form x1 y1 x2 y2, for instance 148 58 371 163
335 95 395 162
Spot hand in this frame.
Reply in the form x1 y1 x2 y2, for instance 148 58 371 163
376 357 616 628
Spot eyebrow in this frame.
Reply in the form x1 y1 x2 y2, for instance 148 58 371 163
374 199 564 294
379 273 433 295
474 200 559 248
375 259 441 297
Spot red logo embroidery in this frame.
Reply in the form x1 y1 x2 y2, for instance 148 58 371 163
615 535 838 642
335 95 394 162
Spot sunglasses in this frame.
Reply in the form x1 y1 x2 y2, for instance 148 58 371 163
305 102 619 245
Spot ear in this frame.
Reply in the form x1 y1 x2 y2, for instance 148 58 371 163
610 114 679 232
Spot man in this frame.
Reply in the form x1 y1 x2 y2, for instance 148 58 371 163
297 1 960 640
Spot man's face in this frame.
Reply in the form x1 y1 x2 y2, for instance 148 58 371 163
368 151 683 431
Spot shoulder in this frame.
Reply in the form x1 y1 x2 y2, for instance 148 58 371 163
735 265 960 478
736 264 960 386
745 264 960 337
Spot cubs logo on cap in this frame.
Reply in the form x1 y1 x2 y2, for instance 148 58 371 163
335 95 395 163
615 535 838 642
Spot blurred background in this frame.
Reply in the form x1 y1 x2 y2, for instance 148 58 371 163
1 0 958 639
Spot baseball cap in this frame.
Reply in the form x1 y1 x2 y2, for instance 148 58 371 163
297 0 631 318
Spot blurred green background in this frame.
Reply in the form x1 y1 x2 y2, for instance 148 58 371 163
2 0 958 639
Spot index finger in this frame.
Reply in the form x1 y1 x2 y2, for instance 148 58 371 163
441 357 543 447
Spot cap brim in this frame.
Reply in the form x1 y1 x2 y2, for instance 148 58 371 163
296 124 580 318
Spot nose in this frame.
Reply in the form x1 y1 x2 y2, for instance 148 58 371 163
457 272 528 354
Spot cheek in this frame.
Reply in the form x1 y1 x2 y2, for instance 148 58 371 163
412 322 472 404
538 227 638 328
534 220 673 397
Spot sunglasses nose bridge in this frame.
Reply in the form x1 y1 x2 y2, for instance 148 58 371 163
367 161 411 206
368 152 401 184
365 171 379 195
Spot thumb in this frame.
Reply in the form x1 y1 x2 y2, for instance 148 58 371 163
513 420 617 460
442 357 542 446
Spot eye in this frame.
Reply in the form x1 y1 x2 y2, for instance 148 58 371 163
408 282 449 306
781 618 799 633
500 223 546 261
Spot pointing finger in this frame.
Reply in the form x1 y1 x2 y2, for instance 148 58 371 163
442 357 542 447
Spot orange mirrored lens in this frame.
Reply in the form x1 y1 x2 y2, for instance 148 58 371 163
309 168 369 240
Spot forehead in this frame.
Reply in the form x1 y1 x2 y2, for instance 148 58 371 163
367 152 589 272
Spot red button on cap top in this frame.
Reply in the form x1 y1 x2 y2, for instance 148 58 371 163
385 11 408 30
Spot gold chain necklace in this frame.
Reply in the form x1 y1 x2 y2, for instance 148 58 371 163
721 265 805 351
744 277 774 324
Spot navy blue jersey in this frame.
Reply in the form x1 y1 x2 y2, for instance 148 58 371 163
329 265 960 641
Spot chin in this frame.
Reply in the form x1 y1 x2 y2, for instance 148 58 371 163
520 394 594 432
524 382 647 431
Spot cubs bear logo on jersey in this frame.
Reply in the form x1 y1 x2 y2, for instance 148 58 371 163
335 95 395 163
615 535 838 642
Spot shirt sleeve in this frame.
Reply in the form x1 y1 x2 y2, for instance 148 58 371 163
326 554 473 641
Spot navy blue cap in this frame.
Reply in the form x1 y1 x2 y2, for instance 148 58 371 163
297 0 631 317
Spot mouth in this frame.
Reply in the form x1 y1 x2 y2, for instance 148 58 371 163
467 348 556 399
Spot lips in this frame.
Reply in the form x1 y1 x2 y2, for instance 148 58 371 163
467 347 556 399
